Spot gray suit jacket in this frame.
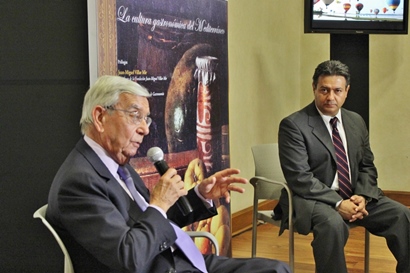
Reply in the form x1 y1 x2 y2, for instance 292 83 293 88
277 102 381 235
46 138 216 273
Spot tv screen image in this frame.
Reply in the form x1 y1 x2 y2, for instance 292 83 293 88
305 0 409 34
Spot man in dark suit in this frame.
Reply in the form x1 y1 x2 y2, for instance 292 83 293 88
46 75 290 273
278 60 410 273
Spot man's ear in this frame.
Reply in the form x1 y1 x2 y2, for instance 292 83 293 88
92 106 106 133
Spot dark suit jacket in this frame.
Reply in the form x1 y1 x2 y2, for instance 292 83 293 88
46 138 216 273
277 102 381 235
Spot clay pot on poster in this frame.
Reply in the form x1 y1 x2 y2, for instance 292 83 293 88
165 43 216 153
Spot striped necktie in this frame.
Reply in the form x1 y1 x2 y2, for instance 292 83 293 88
330 117 352 199
117 166 207 273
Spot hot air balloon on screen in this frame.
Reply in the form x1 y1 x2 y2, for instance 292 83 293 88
356 3 364 14
322 0 335 7
343 3 351 18
383 7 388 13
374 8 380 18
386 0 401 12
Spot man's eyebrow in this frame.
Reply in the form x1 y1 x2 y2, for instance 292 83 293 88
128 104 141 110
129 104 150 116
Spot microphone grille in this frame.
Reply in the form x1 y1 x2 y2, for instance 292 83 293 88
147 147 164 163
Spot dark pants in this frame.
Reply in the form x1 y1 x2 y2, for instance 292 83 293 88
173 251 291 273
311 196 410 273
204 255 291 273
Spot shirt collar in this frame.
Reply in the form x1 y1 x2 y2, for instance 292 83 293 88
315 106 343 126
83 135 119 179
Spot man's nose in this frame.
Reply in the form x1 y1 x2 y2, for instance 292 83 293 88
137 121 150 135
327 90 336 99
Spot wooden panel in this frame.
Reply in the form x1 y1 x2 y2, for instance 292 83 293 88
97 0 118 77
232 200 277 236
384 190 410 207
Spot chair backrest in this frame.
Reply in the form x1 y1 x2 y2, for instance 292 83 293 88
251 143 286 200
33 204 74 273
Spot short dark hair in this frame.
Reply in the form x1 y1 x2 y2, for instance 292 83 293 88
312 60 350 89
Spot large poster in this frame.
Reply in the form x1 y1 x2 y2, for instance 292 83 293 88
89 0 231 256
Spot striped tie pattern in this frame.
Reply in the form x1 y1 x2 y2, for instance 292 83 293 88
330 117 352 199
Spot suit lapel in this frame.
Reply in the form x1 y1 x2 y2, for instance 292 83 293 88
306 107 360 183
76 138 151 229
306 103 337 163
77 138 151 203
76 138 114 181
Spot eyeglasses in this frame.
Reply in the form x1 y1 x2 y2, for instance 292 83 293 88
105 106 152 127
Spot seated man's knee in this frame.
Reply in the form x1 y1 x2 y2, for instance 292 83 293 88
314 212 348 237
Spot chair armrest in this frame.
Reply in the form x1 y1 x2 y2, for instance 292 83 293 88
250 176 287 187
250 176 294 233
185 231 220 256
250 176 291 199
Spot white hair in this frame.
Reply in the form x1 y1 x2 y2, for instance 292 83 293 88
80 75 151 134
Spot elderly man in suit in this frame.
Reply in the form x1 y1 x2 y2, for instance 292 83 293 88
46 75 290 273
277 60 410 273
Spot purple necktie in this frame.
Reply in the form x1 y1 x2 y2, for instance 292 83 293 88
330 118 353 199
117 166 207 273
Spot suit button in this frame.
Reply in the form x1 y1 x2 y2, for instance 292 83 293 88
166 268 176 273
160 241 168 251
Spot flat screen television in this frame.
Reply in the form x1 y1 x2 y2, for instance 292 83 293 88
304 0 409 34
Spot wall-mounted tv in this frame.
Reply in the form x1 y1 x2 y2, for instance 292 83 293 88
305 0 409 34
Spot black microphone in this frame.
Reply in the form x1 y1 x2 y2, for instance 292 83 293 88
147 147 193 216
